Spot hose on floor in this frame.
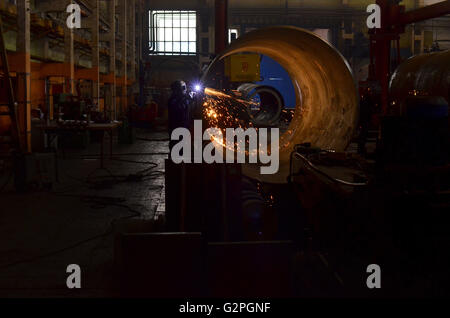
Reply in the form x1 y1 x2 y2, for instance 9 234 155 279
0 153 165 269
0 194 147 269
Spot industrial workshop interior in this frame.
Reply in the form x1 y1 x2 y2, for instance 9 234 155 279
0 0 450 302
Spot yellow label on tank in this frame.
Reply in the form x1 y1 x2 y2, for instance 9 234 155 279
225 54 260 82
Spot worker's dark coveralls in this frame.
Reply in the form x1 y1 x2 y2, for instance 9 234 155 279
168 81 194 151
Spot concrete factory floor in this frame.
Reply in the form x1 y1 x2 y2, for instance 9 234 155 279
0 124 384 298
0 127 169 298
1 125 430 298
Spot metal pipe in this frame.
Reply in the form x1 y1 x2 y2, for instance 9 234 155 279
398 1 450 26
204 26 359 183
237 83 284 126
293 153 368 187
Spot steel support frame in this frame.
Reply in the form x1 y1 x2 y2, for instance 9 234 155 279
368 0 450 115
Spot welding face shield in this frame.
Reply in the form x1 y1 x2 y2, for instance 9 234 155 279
171 80 187 96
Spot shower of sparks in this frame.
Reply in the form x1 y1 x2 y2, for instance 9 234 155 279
201 86 294 158
204 87 295 129
202 87 259 156
203 87 255 129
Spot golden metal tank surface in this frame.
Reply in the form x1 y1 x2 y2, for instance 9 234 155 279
390 50 450 108
204 26 359 183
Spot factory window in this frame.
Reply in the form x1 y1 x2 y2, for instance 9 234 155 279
149 10 197 55
229 28 239 43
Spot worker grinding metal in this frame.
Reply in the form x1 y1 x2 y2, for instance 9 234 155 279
167 80 197 150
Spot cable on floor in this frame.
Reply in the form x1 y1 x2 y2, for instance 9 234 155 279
0 195 145 270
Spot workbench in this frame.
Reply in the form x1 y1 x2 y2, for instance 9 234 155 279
36 122 122 168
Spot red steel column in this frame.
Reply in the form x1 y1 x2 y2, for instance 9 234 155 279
215 0 228 55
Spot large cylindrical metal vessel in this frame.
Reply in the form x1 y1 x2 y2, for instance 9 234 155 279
204 26 359 183
390 50 450 107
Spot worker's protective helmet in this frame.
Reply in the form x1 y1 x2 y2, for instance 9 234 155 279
171 80 187 95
